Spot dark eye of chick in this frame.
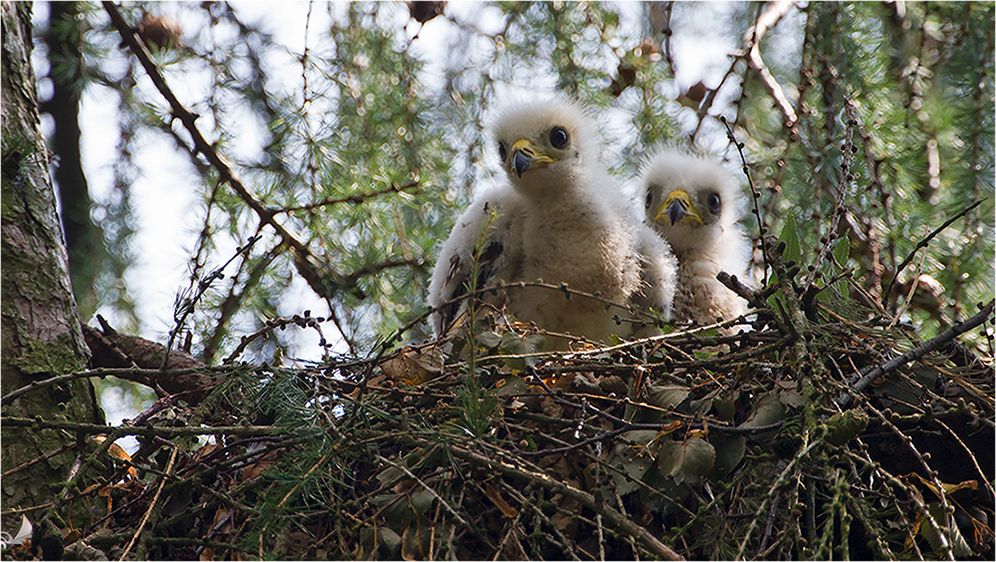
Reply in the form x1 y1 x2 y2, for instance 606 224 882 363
549 126 569 149
707 193 722 214
645 187 655 209
498 141 507 162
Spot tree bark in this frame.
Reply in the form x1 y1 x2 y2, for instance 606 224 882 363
1 0 101 538
43 1 103 321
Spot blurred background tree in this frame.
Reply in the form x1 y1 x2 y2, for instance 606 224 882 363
35 1 993 372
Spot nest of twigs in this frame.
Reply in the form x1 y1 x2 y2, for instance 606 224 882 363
5 238 994 561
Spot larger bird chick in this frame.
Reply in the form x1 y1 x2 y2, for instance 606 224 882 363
640 149 753 328
428 96 676 348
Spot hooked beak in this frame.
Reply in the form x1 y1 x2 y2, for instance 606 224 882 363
654 189 704 227
509 139 557 178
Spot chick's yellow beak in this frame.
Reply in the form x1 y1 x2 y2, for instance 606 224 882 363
510 139 557 178
654 189 704 227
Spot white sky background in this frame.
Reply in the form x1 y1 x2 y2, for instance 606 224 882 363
33 2 803 435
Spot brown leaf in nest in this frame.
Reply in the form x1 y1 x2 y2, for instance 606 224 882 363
911 473 979 497
92 435 138 480
551 494 581 534
597 374 628 396
540 395 564 418
241 450 278 481
549 373 576 392
483 483 519 518
379 345 444 385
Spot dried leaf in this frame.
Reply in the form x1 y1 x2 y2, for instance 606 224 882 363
597 375 628 396
379 345 444 386
92 435 138 480
919 503 974 557
483 484 519 518
912 473 979 497
241 451 277 481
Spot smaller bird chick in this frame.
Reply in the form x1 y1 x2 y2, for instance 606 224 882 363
640 149 753 328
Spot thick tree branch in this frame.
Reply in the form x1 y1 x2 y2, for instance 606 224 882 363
1 417 278 438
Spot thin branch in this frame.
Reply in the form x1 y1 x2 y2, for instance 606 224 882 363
744 0 799 127
689 55 742 145
802 97 854 293
519 420 784 458
836 299 995 408
164 234 261 367
119 444 178 560
279 181 421 214
720 116 770 285
223 312 329 364
445 442 685 561
375 454 472 529
882 199 985 300
1 365 239 407
735 439 819 559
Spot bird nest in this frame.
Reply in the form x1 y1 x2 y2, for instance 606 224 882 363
6 240 994 562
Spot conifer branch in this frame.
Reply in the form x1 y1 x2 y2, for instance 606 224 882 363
102 2 349 303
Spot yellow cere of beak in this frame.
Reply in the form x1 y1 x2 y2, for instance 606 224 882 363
655 189 704 226
509 139 557 175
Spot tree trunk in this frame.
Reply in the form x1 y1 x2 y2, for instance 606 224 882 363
1 0 101 539
43 1 103 321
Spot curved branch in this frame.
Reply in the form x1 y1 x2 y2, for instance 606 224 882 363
744 0 798 126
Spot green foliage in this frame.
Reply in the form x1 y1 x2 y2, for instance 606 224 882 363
744 2 994 338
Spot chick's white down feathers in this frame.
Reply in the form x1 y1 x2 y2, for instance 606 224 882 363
640 149 753 327
428 98 676 347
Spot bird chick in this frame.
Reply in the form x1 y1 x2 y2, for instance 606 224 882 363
640 149 752 328
428 96 676 348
